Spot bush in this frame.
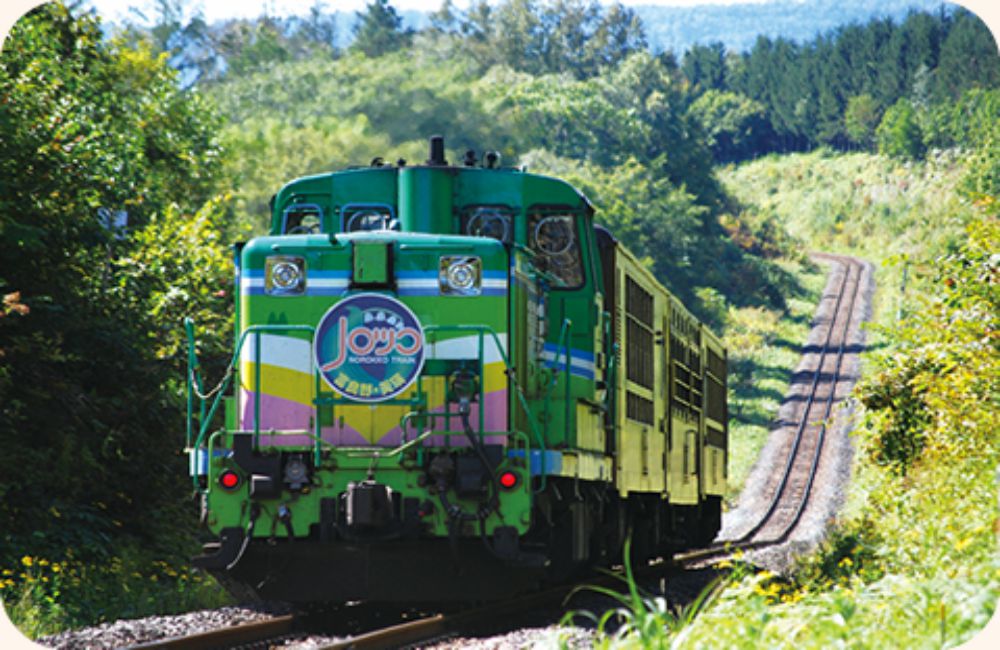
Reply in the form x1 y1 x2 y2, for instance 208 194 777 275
876 99 926 160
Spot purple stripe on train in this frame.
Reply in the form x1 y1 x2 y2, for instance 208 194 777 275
241 389 509 447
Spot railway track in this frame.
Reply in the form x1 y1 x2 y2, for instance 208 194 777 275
122 577 614 650
677 254 867 565
128 614 300 649
125 255 867 650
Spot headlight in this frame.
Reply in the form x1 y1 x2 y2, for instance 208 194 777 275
266 256 305 295
439 256 481 296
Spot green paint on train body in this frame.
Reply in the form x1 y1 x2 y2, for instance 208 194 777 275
197 161 605 544
188 148 727 577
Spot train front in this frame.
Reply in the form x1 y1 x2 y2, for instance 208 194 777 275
188 141 555 603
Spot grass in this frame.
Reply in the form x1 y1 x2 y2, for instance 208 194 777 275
724 257 827 499
560 150 998 648
558 539 729 649
0 545 232 639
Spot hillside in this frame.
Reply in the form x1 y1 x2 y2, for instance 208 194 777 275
644 147 999 649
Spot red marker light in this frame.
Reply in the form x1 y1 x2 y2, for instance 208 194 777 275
219 470 241 490
499 471 519 490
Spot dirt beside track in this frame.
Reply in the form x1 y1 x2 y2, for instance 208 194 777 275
717 254 874 573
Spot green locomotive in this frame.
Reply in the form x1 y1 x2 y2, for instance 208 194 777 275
186 137 727 602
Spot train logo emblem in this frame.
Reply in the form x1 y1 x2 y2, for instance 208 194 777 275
314 293 425 402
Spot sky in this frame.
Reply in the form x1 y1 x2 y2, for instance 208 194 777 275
73 0 999 42
85 0 781 24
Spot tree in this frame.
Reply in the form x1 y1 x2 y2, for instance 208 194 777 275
494 0 544 73
125 0 217 82
934 9 1000 101
0 3 230 571
844 94 881 149
294 0 339 57
876 99 925 159
220 19 291 76
351 0 412 57
682 42 727 94
688 89 772 162
429 0 459 33
584 2 646 73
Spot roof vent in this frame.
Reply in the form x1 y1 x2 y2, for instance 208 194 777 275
427 135 447 166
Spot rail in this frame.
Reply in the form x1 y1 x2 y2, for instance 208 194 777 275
676 256 864 563
127 614 298 650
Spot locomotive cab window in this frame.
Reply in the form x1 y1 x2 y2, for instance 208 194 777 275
282 204 323 234
527 209 584 289
341 204 398 233
461 205 514 243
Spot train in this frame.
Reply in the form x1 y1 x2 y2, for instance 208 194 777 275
186 137 728 603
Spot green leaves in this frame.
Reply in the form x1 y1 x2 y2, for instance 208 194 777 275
0 3 231 587
876 99 925 160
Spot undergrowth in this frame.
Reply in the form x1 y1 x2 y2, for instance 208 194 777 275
0 544 231 639
561 153 998 648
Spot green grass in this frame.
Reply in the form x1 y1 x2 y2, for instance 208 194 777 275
566 150 998 648
0 545 232 639
724 257 827 499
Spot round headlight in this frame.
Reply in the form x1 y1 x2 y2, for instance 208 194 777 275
271 261 302 290
446 261 476 291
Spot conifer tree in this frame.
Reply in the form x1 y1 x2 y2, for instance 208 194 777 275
352 0 411 57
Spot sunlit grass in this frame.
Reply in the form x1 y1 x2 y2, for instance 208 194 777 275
725 257 827 499
0 549 232 639
568 151 998 648
558 538 729 649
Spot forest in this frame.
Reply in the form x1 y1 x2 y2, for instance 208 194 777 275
1 0 997 644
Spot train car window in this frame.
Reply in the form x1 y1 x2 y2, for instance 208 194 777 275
282 204 324 234
341 204 398 232
461 205 513 242
527 210 584 288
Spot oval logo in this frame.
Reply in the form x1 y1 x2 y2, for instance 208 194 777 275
314 293 425 402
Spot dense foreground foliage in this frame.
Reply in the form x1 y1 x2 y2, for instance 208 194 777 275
0 4 234 632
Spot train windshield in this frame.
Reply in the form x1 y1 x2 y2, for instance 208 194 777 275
341 204 398 232
527 210 584 289
461 205 514 243
282 204 323 234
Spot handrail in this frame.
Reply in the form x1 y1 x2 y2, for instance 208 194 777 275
185 320 552 491
184 319 209 449
543 318 573 434
186 322 317 476
419 324 550 489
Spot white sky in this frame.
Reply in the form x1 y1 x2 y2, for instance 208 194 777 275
85 0 781 24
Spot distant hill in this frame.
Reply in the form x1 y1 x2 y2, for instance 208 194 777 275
386 0 952 55
630 0 949 54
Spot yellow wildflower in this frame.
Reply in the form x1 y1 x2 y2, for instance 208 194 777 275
21 556 33 567
38 559 49 567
